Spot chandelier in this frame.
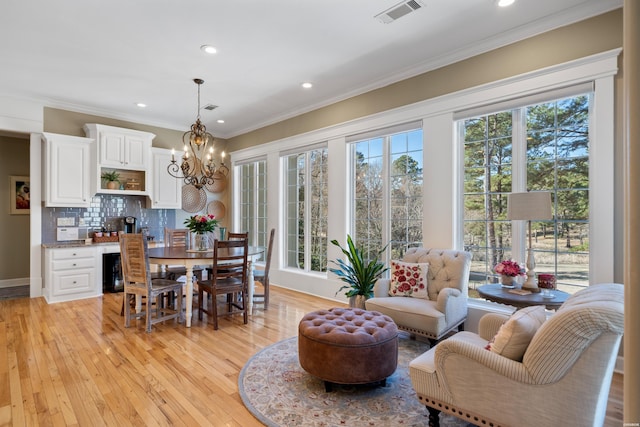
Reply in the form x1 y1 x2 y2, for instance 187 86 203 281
168 78 228 190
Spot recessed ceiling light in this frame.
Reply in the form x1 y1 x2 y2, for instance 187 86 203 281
301 82 313 89
497 0 515 7
217 119 225 124
135 103 147 108
200 45 217 54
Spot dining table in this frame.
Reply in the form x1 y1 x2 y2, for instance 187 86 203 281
147 245 264 327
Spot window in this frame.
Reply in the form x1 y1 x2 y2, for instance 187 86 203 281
237 160 268 250
284 146 328 272
351 127 423 263
462 93 591 294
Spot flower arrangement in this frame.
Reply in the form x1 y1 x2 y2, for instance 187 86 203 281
494 260 525 277
184 214 218 234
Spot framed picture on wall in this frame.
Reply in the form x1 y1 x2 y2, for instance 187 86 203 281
10 175 30 215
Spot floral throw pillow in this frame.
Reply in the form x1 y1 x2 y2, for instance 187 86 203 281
388 260 429 299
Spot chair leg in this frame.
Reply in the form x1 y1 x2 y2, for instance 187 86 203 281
242 288 248 325
176 288 183 323
124 294 131 327
427 406 440 427
263 279 269 309
212 289 219 330
458 322 465 332
197 288 204 320
146 295 153 333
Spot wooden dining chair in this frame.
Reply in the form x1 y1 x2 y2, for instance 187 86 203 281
253 228 275 309
119 232 184 333
205 232 248 279
197 237 249 330
227 232 248 240
160 228 203 281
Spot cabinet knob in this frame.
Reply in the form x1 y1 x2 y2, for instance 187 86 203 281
73 263 77 266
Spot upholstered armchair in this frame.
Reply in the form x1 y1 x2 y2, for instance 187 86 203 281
365 248 471 341
409 283 624 427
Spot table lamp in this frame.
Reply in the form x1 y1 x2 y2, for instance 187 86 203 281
507 191 553 292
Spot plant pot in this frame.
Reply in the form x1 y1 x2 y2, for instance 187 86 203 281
500 275 514 286
106 181 119 190
349 295 368 310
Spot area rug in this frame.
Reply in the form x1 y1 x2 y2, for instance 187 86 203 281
239 334 470 427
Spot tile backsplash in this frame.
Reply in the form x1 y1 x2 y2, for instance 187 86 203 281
42 194 176 243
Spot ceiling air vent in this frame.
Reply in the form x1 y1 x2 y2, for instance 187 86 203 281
375 0 424 24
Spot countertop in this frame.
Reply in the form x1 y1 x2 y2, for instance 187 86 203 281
42 240 161 249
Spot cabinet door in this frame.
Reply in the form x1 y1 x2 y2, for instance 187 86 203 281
100 133 126 167
124 135 148 169
150 148 182 208
44 134 92 207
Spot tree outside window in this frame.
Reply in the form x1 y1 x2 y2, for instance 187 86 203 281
352 128 423 265
462 94 590 294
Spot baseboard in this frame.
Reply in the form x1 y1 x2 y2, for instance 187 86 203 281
0 277 29 289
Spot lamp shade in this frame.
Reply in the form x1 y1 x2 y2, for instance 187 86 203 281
507 192 553 221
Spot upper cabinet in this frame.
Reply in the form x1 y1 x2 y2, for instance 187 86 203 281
98 131 148 170
148 147 182 209
83 124 154 196
42 133 93 207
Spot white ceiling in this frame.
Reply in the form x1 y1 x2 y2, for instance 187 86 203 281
0 0 621 139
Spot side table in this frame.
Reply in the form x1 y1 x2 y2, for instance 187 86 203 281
476 283 569 310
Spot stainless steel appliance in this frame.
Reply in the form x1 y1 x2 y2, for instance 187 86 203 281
124 216 137 233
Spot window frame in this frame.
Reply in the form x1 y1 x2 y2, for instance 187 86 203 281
282 145 329 273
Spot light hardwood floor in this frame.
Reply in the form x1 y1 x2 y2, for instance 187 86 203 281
0 287 623 426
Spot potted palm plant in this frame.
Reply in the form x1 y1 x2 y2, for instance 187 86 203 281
101 170 121 190
329 235 388 309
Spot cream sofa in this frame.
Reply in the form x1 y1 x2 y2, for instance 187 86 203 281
365 248 471 341
409 283 624 427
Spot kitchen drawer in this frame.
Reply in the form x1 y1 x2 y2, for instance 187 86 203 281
51 247 96 261
52 269 95 297
52 258 97 271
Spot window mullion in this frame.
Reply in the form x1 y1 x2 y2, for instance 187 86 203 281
511 108 527 262
383 136 391 264
304 152 312 272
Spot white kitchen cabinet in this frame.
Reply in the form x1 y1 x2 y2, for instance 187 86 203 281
43 246 99 303
148 147 182 209
83 123 154 195
42 133 93 207
84 123 152 170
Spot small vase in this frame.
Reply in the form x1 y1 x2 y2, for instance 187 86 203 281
349 295 368 310
106 181 119 190
194 233 208 251
500 275 514 286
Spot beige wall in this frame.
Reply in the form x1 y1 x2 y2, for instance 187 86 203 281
0 135 30 280
229 9 622 150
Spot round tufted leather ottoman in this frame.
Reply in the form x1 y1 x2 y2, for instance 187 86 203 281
298 307 398 391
